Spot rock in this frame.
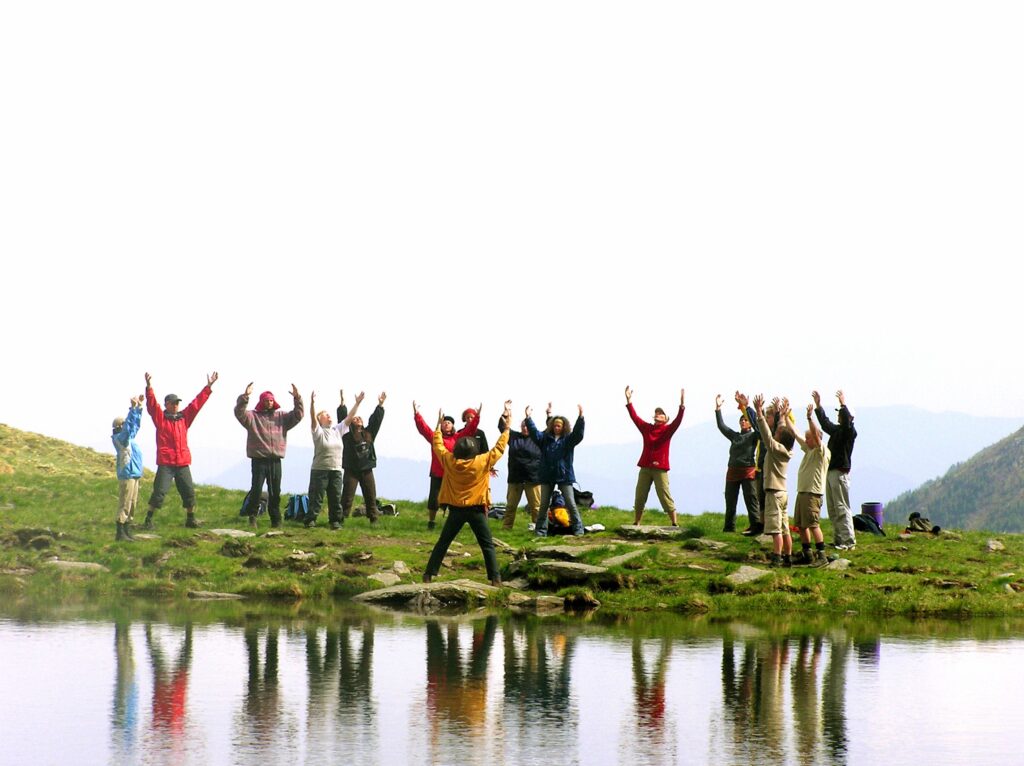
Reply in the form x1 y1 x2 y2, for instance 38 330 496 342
986 539 1006 552
288 550 317 562
491 537 515 553
264 531 284 538
536 561 609 582
504 577 530 589
617 525 686 540
187 590 245 600
45 560 109 573
686 563 718 572
209 528 257 538
353 579 497 613
507 592 566 614
532 544 606 561
0 567 34 576
726 565 771 585
368 572 402 587
898 533 914 540
1005 584 1016 595
132 533 160 541
601 549 648 568
392 560 411 575
826 558 851 571
684 538 728 551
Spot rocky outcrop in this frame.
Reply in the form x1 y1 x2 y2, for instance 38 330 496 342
726 565 771 585
536 561 609 582
617 525 686 540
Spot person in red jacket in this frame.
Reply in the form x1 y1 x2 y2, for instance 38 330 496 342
626 386 685 526
143 371 218 529
413 400 479 529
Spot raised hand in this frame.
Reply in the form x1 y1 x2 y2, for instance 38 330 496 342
437 408 445 427
290 383 299 400
806 403 814 418
412 400 419 414
680 388 685 407
355 391 365 405
145 372 152 388
339 389 345 404
245 382 254 397
812 390 821 407
624 386 633 403
378 392 387 406
715 394 724 411
753 394 765 414
836 389 846 406
207 371 219 387
525 405 533 419
577 404 584 417
735 391 749 410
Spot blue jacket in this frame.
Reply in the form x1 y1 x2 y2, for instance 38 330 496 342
525 415 584 484
112 405 144 480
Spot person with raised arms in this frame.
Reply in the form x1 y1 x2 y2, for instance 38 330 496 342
341 392 386 524
525 403 586 537
626 385 684 527
111 394 144 541
716 391 761 534
423 401 511 587
753 394 795 567
142 371 217 529
306 389 363 529
413 401 480 529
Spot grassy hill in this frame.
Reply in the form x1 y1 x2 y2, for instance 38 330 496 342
4 423 1024 618
887 426 1024 532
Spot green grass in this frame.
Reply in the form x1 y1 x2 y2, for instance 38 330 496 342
3 422 1024 617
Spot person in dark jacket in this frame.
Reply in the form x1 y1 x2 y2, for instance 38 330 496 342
497 412 543 529
341 392 386 523
813 389 858 549
716 392 761 534
525 404 585 537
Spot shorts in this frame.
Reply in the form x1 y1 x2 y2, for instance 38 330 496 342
794 492 822 530
763 490 789 535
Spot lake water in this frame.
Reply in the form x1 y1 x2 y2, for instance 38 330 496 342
1 600 1022 766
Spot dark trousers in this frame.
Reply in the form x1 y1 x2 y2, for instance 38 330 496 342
724 477 760 530
425 505 500 581
308 469 344 524
149 465 196 510
755 472 766 527
342 469 378 520
244 458 282 523
427 476 443 512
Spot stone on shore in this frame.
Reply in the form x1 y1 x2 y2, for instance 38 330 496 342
601 549 649 568
826 558 851 571
187 590 245 600
209 528 257 538
353 579 497 614
368 572 402 587
506 592 566 614
726 565 771 585
986 539 1006 552
617 525 687 540
45 560 109 573
531 544 608 561
536 561 608 582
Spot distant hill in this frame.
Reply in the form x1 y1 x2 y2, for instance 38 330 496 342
886 426 1024 532
199 407 1024 521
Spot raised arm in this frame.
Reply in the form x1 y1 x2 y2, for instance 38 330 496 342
284 383 304 429
343 391 364 426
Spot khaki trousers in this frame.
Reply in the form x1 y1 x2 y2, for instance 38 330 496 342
634 467 676 515
504 483 542 529
117 478 139 524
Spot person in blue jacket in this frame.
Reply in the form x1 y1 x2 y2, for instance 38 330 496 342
112 395 145 541
525 404 585 537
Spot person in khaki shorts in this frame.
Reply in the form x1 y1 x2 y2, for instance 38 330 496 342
111 395 145 541
784 404 831 566
625 386 685 526
754 395 795 567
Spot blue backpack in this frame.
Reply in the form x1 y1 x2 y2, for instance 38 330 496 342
284 494 309 521
238 491 268 517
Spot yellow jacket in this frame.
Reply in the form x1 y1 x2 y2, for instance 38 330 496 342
433 428 509 507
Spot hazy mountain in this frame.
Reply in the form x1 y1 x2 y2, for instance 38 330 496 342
886 425 1024 532
200 406 1023 523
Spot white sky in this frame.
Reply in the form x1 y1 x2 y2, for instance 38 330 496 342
2 1 1022 465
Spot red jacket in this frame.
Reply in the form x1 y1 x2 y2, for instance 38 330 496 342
415 411 479 478
146 385 212 466
627 403 684 470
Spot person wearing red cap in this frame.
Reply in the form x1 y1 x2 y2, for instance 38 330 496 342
235 382 304 528
413 401 480 529
143 371 218 529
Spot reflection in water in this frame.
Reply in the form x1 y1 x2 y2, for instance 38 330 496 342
5 603 1022 765
630 637 676 765
501 618 578 763
110 622 139 765
146 623 192 746
304 618 377 760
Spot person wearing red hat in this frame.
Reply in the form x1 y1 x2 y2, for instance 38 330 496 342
143 371 218 529
235 381 304 528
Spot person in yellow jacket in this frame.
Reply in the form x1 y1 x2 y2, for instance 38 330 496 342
423 401 511 587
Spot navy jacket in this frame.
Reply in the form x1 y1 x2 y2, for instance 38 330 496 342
525 415 584 484
499 416 542 484
716 408 759 469
815 405 857 473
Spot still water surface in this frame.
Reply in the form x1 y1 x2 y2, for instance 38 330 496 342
1 600 1022 766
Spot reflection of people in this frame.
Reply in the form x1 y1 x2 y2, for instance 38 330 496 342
792 636 824 766
625 386 684 526
111 622 139 760
235 383 304 528
425 618 497 736
525 404 586 537
424 403 510 586
243 625 281 733
306 390 362 529
716 392 761 534
146 623 192 737
413 402 479 529
112 396 144 541
143 371 217 529
822 633 850 762
813 389 858 550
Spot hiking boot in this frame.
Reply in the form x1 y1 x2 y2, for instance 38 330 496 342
742 525 763 537
304 517 316 529
143 511 154 530
116 522 132 542
248 515 257 528
793 550 812 566
810 550 829 567
330 521 341 531
782 554 793 568
185 513 200 529
769 553 783 567
427 521 436 530
122 522 136 541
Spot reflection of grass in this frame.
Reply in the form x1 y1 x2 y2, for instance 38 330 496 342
3 422 1024 617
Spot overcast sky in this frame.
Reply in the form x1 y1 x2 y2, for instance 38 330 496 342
2 2 1021 468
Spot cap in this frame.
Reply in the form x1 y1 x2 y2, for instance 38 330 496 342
443 415 456 425
164 393 182 404
112 416 125 429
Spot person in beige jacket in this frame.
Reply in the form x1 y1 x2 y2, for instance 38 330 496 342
423 401 511 587
754 395 795 567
